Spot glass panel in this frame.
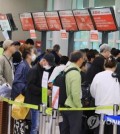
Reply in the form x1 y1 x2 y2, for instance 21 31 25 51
46 41 53 49
118 44 120 49
83 0 89 8
74 42 88 50
108 32 114 39
75 31 89 39
95 0 115 7
108 42 115 48
92 42 100 51
76 0 83 9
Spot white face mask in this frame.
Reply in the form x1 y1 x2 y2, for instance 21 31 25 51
31 54 37 62
43 65 51 70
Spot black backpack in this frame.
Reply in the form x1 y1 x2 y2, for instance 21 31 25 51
81 81 95 107
53 67 79 107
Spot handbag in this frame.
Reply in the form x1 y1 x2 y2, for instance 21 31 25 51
12 94 29 120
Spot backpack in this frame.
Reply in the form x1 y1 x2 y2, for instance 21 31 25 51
53 67 79 107
81 81 95 107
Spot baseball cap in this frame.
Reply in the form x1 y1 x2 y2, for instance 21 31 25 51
43 53 55 66
3 40 14 50
100 44 111 53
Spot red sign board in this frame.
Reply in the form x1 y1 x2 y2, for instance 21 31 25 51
90 30 98 41
30 30 37 39
90 8 117 31
73 10 94 31
32 12 48 31
59 10 78 31
20 13 34 31
45 12 62 31
60 30 68 39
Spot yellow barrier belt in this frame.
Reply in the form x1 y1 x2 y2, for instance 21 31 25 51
1 97 119 116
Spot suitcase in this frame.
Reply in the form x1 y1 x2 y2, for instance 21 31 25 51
13 119 31 134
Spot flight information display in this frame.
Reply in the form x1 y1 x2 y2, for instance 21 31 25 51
59 10 78 31
73 9 95 31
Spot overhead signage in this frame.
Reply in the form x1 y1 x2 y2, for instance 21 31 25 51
32 12 48 31
20 13 34 31
45 11 62 31
90 7 117 31
73 9 94 31
59 10 78 31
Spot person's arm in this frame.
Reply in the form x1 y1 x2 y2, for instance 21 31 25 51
48 67 60 83
70 71 82 108
0 57 7 84
27 68 41 96
12 64 26 94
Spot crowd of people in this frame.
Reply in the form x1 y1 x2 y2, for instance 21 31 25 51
0 39 120 134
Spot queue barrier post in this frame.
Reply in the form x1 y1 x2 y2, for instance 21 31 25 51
41 104 47 134
56 110 59 126
99 114 105 134
7 98 12 134
39 104 43 134
52 109 57 134
113 104 119 134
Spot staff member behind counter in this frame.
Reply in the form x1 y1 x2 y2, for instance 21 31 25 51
25 53 55 134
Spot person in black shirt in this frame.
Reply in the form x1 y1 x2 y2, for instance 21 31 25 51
51 44 61 65
25 53 55 134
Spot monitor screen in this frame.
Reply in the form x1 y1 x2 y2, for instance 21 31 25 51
90 7 118 31
7 14 18 31
45 11 62 31
59 10 78 31
73 9 95 31
20 13 34 31
32 12 48 31
0 14 11 31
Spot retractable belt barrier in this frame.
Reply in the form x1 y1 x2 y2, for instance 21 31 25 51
1 97 120 134
0 97 118 114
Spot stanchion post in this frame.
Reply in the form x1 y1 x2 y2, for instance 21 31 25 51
113 104 119 134
7 102 12 134
52 109 57 134
42 104 47 134
39 104 43 134
99 114 105 134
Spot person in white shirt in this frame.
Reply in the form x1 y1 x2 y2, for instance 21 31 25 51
90 56 120 134
48 56 69 84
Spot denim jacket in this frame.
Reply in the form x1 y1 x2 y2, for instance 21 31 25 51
12 60 30 99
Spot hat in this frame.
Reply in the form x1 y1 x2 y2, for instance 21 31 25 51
43 53 55 66
3 40 14 50
100 44 111 53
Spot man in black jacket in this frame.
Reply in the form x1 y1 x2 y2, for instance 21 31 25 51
25 53 55 134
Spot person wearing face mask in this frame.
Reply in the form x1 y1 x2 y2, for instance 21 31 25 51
25 53 55 134
60 51 84 134
12 46 34 100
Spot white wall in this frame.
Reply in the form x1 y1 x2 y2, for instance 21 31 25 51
0 0 47 41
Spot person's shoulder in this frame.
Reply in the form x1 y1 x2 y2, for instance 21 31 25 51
0 55 5 62
94 71 106 78
55 65 66 71
31 63 43 72
0 55 4 59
